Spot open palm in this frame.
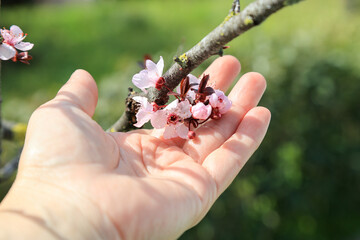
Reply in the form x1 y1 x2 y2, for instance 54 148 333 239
4 56 270 240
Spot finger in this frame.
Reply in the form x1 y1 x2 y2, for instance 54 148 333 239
202 107 271 196
183 72 266 162
202 55 241 92
51 69 98 117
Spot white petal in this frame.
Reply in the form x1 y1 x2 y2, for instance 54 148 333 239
134 110 152 128
10 25 23 37
147 71 159 83
188 74 200 85
0 44 16 60
132 70 153 90
219 98 232 114
151 110 167 129
163 126 178 139
186 90 196 103
1 30 11 42
133 96 149 107
156 56 164 76
165 99 179 111
145 59 157 72
15 42 34 51
175 123 189 139
176 100 192 118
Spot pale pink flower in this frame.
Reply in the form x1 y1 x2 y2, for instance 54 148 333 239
151 99 192 139
132 56 164 92
133 96 156 128
191 102 212 120
209 90 232 114
0 25 34 60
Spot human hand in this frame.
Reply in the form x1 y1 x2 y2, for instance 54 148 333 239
0 56 270 240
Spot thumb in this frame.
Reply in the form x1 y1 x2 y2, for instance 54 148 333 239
54 69 98 117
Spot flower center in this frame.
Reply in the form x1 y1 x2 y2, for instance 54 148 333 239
167 113 179 124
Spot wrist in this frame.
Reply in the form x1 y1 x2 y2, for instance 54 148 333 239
0 175 120 240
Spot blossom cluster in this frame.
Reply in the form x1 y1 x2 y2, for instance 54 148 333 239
132 57 232 139
0 25 34 64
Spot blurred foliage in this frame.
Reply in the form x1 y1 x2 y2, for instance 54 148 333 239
1 0 360 239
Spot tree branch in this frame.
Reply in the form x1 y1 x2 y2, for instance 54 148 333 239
0 147 21 183
2 120 27 142
108 0 302 132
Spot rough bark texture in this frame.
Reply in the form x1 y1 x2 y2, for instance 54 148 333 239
108 0 302 132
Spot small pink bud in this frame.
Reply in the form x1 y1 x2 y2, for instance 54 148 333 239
188 131 196 139
209 90 232 114
155 77 165 90
191 102 212 120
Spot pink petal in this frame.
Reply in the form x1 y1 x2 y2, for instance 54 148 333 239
219 98 232 114
175 100 192 119
156 56 164 76
132 70 152 90
165 99 179 111
10 25 26 44
191 102 212 120
186 89 196 103
134 110 152 127
133 96 149 108
151 110 167 129
0 43 16 60
188 74 200 85
15 42 34 51
10 25 23 37
175 123 189 139
209 90 232 114
145 59 157 72
163 125 178 139
209 90 224 108
1 30 11 42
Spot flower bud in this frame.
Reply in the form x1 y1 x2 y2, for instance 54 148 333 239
188 131 196 139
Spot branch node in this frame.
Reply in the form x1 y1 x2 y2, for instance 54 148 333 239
233 0 241 14
244 15 254 26
174 53 190 69
218 48 224 57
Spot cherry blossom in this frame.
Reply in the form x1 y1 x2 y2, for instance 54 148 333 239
133 96 157 128
131 56 232 139
152 99 192 139
191 102 212 120
132 56 164 92
209 90 232 115
0 25 34 61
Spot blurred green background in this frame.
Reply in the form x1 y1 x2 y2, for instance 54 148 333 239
1 0 360 239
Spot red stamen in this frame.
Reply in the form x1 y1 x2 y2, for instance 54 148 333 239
167 113 179 124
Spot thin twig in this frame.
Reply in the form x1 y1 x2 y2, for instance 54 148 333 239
108 0 302 132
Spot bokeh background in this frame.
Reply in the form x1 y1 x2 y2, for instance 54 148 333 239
1 0 360 239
